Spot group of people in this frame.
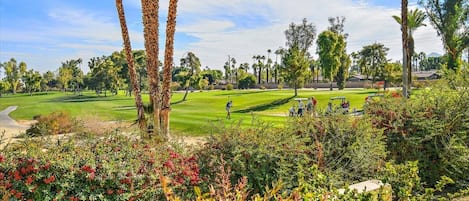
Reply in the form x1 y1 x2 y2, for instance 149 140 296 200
289 97 318 117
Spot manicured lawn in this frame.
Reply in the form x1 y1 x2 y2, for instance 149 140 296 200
0 89 379 136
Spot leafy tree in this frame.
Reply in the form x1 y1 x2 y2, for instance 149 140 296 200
285 18 317 52
58 59 83 93
1 58 27 94
238 74 256 89
317 30 342 90
383 62 403 88
357 43 390 84
283 18 316 95
180 52 201 101
280 47 310 96
328 16 351 90
0 80 10 97
41 71 57 92
201 69 222 85
420 0 469 71
393 8 427 87
58 65 72 91
88 56 122 96
22 69 42 95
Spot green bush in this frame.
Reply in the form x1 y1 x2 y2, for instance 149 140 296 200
26 111 79 137
225 83 234 90
195 115 387 196
195 121 311 195
238 75 256 89
365 73 469 188
285 115 387 186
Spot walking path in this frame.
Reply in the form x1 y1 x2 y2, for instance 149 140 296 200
0 106 31 148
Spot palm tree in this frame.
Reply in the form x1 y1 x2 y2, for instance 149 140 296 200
141 0 161 137
161 0 179 138
266 49 272 83
116 0 147 131
393 8 426 91
274 47 285 84
230 57 237 83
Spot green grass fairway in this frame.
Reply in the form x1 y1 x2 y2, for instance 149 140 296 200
0 89 378 136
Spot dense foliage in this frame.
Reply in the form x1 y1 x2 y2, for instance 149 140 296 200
365 71 469 189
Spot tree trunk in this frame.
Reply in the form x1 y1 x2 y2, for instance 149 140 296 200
116 0 147 131
183 87 189 101
401 0 409 98
294 84 298 97
142 0 161 138
161 0 178 139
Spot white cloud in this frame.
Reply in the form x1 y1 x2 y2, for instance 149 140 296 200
171 0 444 70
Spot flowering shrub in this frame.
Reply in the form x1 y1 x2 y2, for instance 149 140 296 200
0 134 200 200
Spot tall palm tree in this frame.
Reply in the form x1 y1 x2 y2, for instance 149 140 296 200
400 0 410 98
274 47 285 83
161 0 179 138
141 0 161 137
266 49 272 83
116 0 147 131
393 8 426 90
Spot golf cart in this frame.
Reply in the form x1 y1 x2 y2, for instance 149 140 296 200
328 96 350 114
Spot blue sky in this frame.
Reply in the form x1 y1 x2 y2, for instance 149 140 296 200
0 0 443 74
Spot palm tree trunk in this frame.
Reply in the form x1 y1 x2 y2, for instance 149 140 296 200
401 0 409 98
116 0 147 131
142 0 161 138
161 0 178 138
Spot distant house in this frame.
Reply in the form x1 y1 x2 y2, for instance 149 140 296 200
414 71 441 80
347 75 370 82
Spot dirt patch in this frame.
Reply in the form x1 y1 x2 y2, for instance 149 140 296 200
78 116 133 136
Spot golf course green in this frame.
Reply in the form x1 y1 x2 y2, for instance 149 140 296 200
0 89 379 136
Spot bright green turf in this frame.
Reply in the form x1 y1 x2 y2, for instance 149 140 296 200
0 89 378 136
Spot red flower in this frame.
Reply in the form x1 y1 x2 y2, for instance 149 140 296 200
81 165 95 173
13 171 21 181
164 161 175 171
15 192 22 199
107 189 114 195
0 154 4 163
69 196 79 201
25 176 34 185
44 175 55 184
42 163 50 170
